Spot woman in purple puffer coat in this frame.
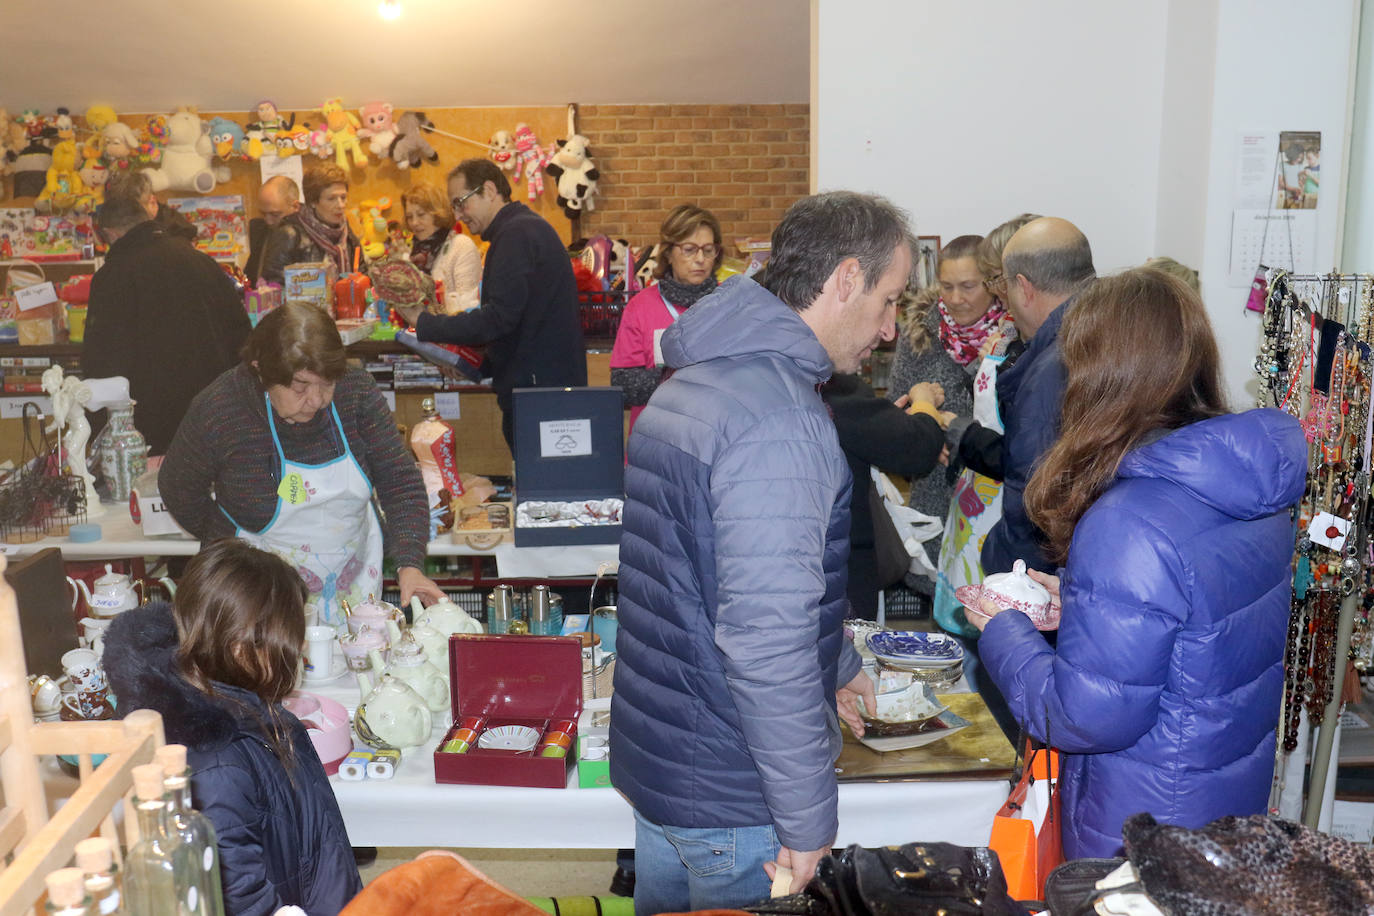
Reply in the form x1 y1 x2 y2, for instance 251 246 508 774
972 268 1306 858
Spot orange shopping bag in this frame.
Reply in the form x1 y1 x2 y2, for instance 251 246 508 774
989 739 1063 901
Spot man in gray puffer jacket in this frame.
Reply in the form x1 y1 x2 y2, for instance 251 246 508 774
611 191 913 915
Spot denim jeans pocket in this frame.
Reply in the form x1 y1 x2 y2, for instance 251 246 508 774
662 825 737 877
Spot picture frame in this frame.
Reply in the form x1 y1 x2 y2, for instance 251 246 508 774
915 235 941 290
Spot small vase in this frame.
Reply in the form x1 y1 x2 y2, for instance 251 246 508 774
98 403 148 503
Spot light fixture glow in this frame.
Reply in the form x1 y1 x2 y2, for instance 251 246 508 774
378 0 401 20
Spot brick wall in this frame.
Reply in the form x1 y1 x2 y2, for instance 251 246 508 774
573 103 809 252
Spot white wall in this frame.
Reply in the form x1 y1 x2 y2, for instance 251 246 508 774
814 0 1171 274
1342 0 1374 270
815 0 1360 404
1198 0 1359 402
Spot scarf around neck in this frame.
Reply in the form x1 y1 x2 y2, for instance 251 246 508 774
658 271 718 309
297 205 350 275
409 226 450 272
937 299 1014 365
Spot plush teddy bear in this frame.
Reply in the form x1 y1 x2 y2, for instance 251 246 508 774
358 101 398 157
146 109 220 194
543 134 600 219
488 129 516 173
389 111 438 170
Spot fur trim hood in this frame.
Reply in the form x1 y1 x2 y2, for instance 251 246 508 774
103 601 275 752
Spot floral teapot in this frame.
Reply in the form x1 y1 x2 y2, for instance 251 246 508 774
410 595 484 637
369 631 448 713
353 670 433 750
67 564 143 618
386 618 448 680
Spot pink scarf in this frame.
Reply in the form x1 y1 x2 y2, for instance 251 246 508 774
937 300 1012 365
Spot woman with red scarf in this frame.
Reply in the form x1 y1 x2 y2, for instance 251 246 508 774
886 232 1020 601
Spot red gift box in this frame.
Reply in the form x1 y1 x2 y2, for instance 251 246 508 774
434 634 583 788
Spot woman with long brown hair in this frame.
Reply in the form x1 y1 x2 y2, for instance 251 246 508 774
104 539 362 915
969 268 1305 858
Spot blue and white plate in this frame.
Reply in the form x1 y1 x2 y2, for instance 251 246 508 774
866 631 964 667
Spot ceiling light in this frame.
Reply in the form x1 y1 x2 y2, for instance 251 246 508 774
379 0 401 20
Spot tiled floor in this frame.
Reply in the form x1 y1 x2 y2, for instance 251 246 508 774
359 847 621 898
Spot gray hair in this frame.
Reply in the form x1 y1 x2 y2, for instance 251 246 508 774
1002 234 1096 297
95 193 152 234
104 168 153 205
763 191 915 313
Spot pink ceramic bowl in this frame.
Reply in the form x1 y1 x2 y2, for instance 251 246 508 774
284 691 353 775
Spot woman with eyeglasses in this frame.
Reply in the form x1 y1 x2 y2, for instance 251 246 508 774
161 302 445 625
610 204 724 433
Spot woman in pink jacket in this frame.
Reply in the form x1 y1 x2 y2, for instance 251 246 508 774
610 205 723 432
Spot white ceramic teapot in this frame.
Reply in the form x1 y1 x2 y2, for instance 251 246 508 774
981 559 1058 630
67 564 143 618
410 595 484 637
353 670 433 750
369 631 448 713
386 618 448 680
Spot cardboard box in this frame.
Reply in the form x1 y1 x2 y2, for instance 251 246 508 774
434 634 582 788
449 501 512 548
283 261 337 315
511 387 624 547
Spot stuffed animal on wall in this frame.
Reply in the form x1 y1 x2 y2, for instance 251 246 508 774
207 117 247 162
12 112 56 198
389 111 438 170
35 139 85 213
99 121 142 170
247 100 293 138
358 102 397 157
0 109 17 179
320 98 367 169
146 109 220 194
543 134 599 219
76 160 107 212
347 197 393 259
489 129 516 173
635 244 661 289
511 123 548 200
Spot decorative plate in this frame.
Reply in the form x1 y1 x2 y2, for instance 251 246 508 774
477 724 540 752
866 631 964 667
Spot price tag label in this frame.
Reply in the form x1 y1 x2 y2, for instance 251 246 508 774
14 281 57 312
278 472 310 505
435 391 461 418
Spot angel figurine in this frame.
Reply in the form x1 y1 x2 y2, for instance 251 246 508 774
41 365 101 517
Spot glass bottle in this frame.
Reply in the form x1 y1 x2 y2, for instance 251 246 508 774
123 764 192 916
155 745 225 916
410 396 464 510
73 837 122 915
44 867 94 915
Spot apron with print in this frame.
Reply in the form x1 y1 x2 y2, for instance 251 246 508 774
933 355 1006 638
229 395 385 626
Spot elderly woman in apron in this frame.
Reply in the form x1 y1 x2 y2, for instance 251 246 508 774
162 302 444 624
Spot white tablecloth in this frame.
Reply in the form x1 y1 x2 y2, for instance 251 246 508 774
306 673 1008 850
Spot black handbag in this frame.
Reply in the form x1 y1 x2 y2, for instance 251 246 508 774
746 842 1027 916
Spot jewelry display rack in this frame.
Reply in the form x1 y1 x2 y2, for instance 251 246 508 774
1255 270 1374 828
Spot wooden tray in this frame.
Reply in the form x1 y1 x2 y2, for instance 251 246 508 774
835 692 1017 782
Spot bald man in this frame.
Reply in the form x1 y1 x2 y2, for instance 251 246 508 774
245 176 301 285
947 217 1096 575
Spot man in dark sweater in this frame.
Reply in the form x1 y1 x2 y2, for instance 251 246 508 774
394 159 586 448
84 193 251 455
245 175 301 285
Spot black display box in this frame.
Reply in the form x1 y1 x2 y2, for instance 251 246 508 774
512 387 624 547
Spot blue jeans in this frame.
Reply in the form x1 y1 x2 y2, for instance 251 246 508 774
633 810 779 916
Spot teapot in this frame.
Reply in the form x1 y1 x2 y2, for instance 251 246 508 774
353 670 433 750
67 564 143 618
410 595 484 637
368 631 448 713
979 559 1058 630
345 595 401 643
386 618 448 680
